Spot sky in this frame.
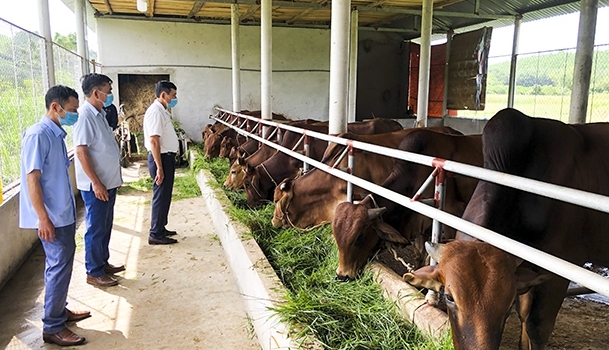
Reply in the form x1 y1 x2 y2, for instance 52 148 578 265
1 0 609 57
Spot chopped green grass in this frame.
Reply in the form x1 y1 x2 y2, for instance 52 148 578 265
118 177 153 194
196 152 454 350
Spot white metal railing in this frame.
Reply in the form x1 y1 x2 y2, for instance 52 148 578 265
211 108 609 298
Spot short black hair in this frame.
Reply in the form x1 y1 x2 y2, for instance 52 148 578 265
155 80 177 98
81 73 113 97
45 85 78 110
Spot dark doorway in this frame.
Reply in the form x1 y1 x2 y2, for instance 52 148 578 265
117 74 170 133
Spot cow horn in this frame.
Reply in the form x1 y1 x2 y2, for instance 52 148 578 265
367 207 386 220
425 242 446 263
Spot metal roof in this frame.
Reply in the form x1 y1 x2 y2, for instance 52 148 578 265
80 0 609 38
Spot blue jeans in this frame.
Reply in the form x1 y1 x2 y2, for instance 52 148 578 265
148 153 175 239
81 187 117 277
40 223 76 334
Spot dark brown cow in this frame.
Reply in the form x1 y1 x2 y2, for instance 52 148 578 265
331 130 482 281
404 108 609 350
223 119 321 189
243 119 403 207
271 127 461 229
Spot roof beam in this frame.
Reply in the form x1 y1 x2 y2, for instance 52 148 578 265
188 0 206 18
147 0 156 17
287 0 328 24
241 5 260 21
104 0 113 14
369 0 389 7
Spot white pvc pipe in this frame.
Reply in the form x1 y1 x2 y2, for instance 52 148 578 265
74 0 89 75
329 0 350 134
569 0 598 124
416 0 433 127
38 0 55 89
348 10 359 123
261 0 272 121
231 4 242 112
211 111 609 298
507 15 521 108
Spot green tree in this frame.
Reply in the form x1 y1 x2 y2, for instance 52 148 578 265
53 32 76 51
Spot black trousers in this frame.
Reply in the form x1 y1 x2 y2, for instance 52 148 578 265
148 152 175 239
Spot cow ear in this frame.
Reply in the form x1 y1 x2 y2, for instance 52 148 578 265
373 220 410 244
403 265 443 292
515 267 553 295
237 156 246 166
245 163 255 174
279 179 292 192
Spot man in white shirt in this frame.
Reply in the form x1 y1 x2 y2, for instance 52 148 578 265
74 73 125 287
143 80 180 245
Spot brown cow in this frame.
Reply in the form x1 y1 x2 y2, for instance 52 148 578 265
271 127 461 229
331 130 482 281
243 119 403 207
404 108 609 350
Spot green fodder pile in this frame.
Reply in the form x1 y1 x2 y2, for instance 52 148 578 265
196 150 453 350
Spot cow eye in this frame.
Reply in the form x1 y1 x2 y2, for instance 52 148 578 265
231 171 236 174
353 233 365 248
445 293 455 304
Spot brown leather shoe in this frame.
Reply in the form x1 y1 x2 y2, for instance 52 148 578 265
43 327 86 346
104 263 126 274
86 274 118 287
66 309 91 322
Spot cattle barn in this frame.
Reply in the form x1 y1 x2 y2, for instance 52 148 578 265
1 0 609 348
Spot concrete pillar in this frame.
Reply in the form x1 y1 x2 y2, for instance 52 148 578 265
231 4 242 112
569 0 598 124
38 0 55 90
261 0 272 121
329 0 351 134
75 0 89 75
415 0 433 127
507 15 522 108
348 9 359 123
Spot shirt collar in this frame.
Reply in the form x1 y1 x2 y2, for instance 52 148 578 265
83 100 107 118
40 115 67 138
153 99 167 111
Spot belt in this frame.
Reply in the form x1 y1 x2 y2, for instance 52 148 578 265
161 152 176 156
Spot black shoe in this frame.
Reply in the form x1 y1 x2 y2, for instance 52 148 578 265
148 236 178 245
163 229 177 236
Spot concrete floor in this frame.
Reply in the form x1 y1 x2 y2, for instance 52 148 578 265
0 162 260 350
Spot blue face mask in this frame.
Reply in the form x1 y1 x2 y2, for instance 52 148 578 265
167 98 178 108
58 107 79 126
103 93 114 107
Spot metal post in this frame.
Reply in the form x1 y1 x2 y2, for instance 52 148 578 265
329 0 350 134
261 0 272 131
430 167 446 256
442 30 452 117
348 9 359 123
38 0 55 90
507 15 522 108
231 4 242 112
75 0 89 75
415 0 433 127
303 135 310 172
569 0 598 124
346 145 355 202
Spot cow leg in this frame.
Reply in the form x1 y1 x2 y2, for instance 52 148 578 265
522 276 569 350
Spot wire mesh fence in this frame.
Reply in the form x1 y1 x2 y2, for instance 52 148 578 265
0 18 90 193
458 44 609 122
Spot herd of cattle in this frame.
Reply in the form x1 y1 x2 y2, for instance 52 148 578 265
202 108 609 350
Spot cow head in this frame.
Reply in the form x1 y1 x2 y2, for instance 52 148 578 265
204 133 222 158
272 179 293 228
219 136 233 158
243 164 265 208
223 156 247 189
332 201 409 281
403 241 551 350
202 124 213 142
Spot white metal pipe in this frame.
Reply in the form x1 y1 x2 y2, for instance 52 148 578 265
38 0 55 89
416 0 433 127
211 112 609 297
303 136 310 172
507 15 522 108
569 0 598 124
329 0 350 134
348 10 359 123
347 149 355 202
74 0 89 75
261 0 272 123
214 107 609 214
231 4 242 112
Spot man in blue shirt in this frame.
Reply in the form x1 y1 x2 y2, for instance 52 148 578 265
20 85 90 346
74 73 124 287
